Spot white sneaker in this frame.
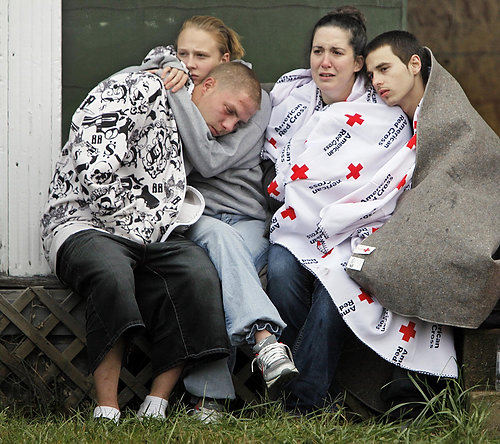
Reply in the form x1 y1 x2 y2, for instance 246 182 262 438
137 395 168 420
188 399 224 424
252 335 299 399
93 406 120 424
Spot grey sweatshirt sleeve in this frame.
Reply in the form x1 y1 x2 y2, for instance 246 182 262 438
114 45 188 76
167 89 272 178
113 46 270 178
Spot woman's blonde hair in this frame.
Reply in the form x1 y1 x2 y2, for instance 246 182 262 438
177 15 245 60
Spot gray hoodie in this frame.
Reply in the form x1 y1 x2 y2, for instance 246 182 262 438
119 46 270 220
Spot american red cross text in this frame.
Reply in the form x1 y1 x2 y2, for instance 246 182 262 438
399 321 416 342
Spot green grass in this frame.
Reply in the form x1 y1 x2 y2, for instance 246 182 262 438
0 383 496 444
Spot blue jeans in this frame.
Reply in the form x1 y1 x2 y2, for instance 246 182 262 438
183 214 286 399
267 244 347 412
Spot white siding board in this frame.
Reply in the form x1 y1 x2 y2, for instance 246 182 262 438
0 2 9 274
7 0 61 276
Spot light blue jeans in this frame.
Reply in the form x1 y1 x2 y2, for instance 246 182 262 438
183 214 285 399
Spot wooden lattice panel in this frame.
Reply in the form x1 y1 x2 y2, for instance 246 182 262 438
0 285 259 410
0 286 91 408
0 286 156 410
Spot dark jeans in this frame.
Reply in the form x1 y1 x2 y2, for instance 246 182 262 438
267 244 347 412
56 229 230 376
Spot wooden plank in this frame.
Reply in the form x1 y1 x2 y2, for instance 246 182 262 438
0 287 88 408
0 293 91 393
0 288 38 384
31 287 86 341
118 365 151 407
0 288 35 334
7 288 82 364
7 0 61 276
0 341 53 401
39 338 90 405
0 2 8 274
0 275 62 289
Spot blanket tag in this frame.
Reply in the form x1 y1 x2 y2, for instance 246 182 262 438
353 245 376 255
347 256 364 271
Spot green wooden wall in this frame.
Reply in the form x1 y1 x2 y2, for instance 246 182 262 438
62 0 406 135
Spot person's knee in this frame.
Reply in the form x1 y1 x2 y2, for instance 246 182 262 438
267 245 301 285
313 287 346 334
178 244 227 332
189 217 241 245
206 222 245 248
181 242 220 290
87 267 135 309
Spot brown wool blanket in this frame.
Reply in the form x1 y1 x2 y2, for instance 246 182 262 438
347 49 499 329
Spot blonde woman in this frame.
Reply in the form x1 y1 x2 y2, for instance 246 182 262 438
121 16 298 420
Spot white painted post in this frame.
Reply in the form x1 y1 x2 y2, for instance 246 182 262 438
0 2 9 274
2 0 61 276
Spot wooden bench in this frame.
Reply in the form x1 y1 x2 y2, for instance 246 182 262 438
0 276 497 412
0 276 264 410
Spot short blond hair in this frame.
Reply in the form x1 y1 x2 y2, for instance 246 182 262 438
209 62 261 108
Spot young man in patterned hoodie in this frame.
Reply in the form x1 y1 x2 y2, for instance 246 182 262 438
41 62 260 422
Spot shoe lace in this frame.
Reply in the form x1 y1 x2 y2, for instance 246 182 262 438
251 342 293 372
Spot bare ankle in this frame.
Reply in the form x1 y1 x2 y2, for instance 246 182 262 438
255 329 272 343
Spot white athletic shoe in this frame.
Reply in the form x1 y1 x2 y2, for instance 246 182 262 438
93 406 120 424
137 395 168 420
252 335 299 399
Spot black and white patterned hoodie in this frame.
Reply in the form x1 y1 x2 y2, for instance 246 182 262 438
41 70 203 270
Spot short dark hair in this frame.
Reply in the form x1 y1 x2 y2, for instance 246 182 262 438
209 62 261 108
309 6 367 58
365 30 431 84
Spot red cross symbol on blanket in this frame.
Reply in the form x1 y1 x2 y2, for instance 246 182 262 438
345 113 364 127
346 163 363 179
406 134 417 149
397 174 407 190
291 164 309 180
281 206 296 220
358 290 373 304
267 180 280 196
321 248 333 258
268 137 278 149
399 321 416 342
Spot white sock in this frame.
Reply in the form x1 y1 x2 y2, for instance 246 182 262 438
93 406 120 424
137 395 168 419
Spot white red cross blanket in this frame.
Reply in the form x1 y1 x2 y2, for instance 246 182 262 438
264 70 458 378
